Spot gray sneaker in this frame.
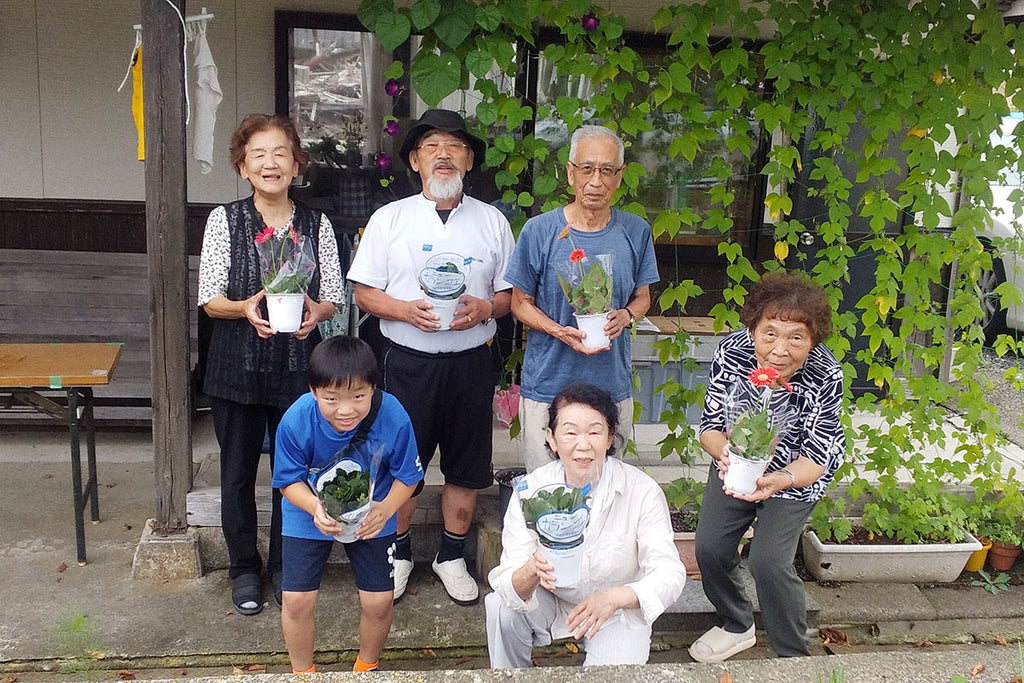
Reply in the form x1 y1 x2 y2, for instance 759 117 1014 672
431 555 479 605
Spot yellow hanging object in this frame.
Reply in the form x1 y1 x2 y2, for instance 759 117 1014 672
132 45 145 161
774 241 790 262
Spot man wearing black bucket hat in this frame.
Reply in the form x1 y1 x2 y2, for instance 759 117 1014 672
347 109 515 606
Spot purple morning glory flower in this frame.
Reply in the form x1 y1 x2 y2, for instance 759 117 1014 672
375 153 392 171
384 120 400 136
582 12 599 32
385 79 401 97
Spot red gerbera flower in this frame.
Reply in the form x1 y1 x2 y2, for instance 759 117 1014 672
748 367 780 387
569 248 585 263
255 226 276 245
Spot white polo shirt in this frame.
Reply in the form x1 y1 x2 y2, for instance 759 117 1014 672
347 192 515 353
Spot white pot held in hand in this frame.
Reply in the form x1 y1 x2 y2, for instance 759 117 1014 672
723 452 770 496
574 313 610 349
266 293 305 333
427 295 459 330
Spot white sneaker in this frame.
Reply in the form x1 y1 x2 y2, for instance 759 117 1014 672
393 558 413 603
431 555 479 605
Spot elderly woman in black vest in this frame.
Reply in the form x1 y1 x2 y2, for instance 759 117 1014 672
197 114 344 615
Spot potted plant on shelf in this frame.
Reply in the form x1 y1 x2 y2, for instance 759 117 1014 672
340 113 366 167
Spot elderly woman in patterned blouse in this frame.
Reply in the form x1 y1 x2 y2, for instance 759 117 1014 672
688 272 844 663
197 113 344 617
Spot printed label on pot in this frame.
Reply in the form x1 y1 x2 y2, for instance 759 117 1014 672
536 507 590 543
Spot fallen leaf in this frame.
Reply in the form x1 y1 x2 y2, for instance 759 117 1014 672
553 651 572 658
3 675 19 682
406 585 419 596
56 562 67 573
914 640 934 648
970 663 985 676
116 670 135 680
420 649 437 658
231 666 244 676
719 671 735 683
245 664 265 672
996 635 1008 646
88 651 107 660
565 642 580 654
454 657 471 665
226 610 235 616
819 627 849 646
179 670 187 676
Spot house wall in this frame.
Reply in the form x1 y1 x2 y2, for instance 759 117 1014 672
0 0 665 206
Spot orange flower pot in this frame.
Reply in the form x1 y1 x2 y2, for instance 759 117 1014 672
988 540 1022 572
964 537 992 572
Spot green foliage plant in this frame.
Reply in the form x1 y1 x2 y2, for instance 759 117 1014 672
972 568 1011 594
521 485 588 530
662 476 703 531
357 0 1024 507
319 468 371 519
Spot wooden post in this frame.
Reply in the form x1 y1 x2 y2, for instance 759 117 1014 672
142 0 192 532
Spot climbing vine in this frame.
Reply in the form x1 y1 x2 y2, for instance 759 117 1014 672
358 0 1024 492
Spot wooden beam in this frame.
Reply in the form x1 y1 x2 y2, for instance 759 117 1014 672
141 0 192 532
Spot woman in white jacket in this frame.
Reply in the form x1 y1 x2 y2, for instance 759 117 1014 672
485 382 686 668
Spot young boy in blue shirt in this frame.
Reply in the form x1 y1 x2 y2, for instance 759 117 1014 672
272 336 423 673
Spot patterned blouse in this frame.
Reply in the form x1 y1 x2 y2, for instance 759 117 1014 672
699 328 846 502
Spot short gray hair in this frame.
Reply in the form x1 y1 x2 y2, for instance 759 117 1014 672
569 125 624 166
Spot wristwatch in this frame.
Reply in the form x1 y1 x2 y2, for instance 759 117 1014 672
483 297 496 325
622 308 635 328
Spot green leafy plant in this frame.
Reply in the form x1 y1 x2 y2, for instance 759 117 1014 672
320 467 371 519
663 476 703 531
555 225 613 315
358 0 1024 517
972 569 1011 594
521 485 588 531
254 225 317 294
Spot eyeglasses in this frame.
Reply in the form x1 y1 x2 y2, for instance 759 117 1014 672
416 140 471 154
568 160 623 179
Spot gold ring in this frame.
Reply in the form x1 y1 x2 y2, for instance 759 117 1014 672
467 316 473 323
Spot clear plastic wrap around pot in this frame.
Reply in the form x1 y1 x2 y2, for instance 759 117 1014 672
521 483 591 587
309 445 384 543
723 375 797 461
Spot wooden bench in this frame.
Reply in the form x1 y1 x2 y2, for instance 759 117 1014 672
0 248 200 425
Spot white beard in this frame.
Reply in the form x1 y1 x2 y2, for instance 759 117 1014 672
426 172 464 202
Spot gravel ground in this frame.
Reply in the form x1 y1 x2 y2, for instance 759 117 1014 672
978 347 1024 447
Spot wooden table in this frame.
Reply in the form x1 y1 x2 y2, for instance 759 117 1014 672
0 343 123 565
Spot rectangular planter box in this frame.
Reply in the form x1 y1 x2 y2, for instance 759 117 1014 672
802 523 982 583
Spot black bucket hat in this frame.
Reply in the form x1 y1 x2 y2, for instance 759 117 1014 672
399 109 487 164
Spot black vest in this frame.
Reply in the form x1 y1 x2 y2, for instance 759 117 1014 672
202 196 324 406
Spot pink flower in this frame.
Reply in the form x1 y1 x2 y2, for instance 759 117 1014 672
582 11 599 32
748 367 791 391
375 153 392 171
383 120 400 136
569 248 585 263
385 79 401 97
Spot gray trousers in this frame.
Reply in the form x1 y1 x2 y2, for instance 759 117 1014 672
694 465 817 657
485 590 652 668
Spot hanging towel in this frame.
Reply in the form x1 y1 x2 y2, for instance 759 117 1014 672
192 27 222 173
132 44 145 161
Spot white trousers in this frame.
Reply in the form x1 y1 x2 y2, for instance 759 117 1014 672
485 590 652 668
519 397 634 472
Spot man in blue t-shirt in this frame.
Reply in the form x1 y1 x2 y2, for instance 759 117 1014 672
504 125 659 471
272 336 423 674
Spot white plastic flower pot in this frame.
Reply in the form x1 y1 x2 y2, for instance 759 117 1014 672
266 293 305 333
313 459 371 544
723 452 769 496
542 537 584 587
574 313 610 349
426 295 459 330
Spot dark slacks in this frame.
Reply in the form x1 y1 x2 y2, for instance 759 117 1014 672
211 397 286 579
694 465 817 657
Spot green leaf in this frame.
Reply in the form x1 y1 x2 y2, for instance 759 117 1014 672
375 12 411 52
357 0 394 31
475 4 501 31
410 52 462 106
411 0 442 29
466 49 494 79
434 0 476 49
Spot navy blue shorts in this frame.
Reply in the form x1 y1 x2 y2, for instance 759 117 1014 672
381 341 494 492
282 533 396 593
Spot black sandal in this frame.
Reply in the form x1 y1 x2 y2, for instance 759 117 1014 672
272 571 283 608
231 573 263 616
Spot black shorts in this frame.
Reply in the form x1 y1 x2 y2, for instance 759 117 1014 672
381 341 494 491
282 534 396 593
